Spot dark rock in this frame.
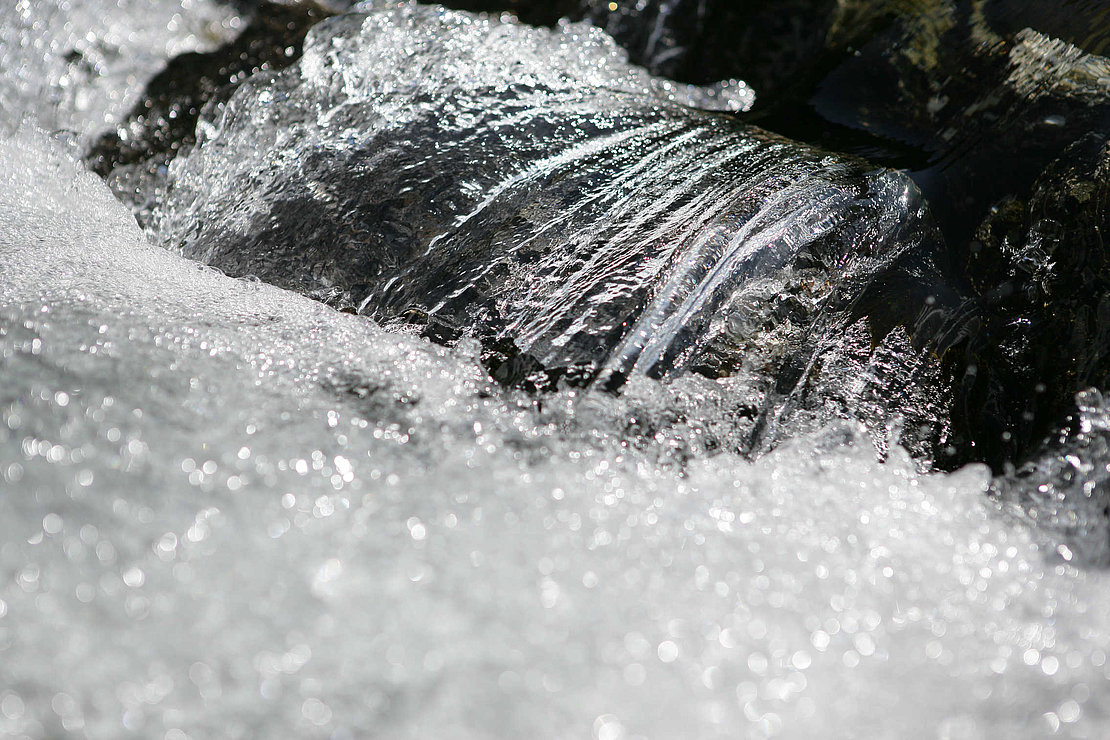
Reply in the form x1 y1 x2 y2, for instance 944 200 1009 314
963 135 1110 463
572 0 839 93
146 4 959 459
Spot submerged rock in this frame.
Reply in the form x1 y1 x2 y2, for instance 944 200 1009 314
576 2 1110 468
8 3 1110 733
50 0 1110 552
146 1 959 459
7 127 1110 740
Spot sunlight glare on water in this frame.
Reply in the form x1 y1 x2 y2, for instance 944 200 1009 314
3 0 1110 737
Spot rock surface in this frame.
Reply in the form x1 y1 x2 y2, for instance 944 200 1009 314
142 2 962 462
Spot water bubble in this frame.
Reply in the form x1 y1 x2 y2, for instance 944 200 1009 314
657 641 679 663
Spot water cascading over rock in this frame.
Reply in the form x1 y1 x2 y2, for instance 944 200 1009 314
74 0 1110 559
129 1 963 461
9 2 1110 736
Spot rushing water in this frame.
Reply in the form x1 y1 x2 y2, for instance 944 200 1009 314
3 1 1110 738
139 3 954 461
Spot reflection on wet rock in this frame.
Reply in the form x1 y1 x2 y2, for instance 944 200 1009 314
146 1 956 460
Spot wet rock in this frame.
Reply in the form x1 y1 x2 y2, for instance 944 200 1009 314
745 1 1110 472
441 0 846 100
572 0 839 95
812 5 1110 239
970 137 1110 560
146 2 958 459
56 0 1110 480
958 135 1110 463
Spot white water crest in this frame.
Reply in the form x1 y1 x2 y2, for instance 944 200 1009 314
0 0 239 145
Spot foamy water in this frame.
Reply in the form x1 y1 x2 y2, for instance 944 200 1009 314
3 1 1110 737
1 127 1109 739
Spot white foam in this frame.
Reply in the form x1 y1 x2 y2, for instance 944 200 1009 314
0 0 238 144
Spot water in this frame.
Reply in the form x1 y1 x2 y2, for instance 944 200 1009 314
148 3 766 380
0 0 239 145
142 2 950 463
4 2 1110 739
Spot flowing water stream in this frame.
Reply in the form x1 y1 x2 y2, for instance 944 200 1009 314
2 2 1110 738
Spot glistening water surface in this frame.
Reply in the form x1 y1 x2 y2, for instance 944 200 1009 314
2 115 1108 740
3 1 1110 739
